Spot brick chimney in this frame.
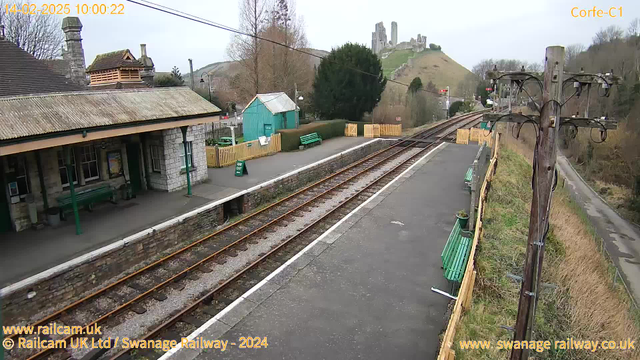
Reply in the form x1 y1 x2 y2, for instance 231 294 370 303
61 17 87 87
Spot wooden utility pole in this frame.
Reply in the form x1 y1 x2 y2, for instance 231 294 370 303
510 46 564 360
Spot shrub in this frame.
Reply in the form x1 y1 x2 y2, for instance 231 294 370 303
277 120 347 151
449 101 463 117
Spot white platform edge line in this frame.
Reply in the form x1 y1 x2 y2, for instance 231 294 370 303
1 139 382 297
156 142 446 360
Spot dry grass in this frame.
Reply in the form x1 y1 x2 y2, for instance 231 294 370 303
454 131 639 359
551 196 639 356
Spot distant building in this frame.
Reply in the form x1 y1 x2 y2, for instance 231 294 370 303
86 49 148 89
0 17 220 234
391 22 398 47
242 92 297 141
370 21 427 56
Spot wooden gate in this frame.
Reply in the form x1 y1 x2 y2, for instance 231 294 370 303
364 124 381 138
206 134 281 167
345 123 358 137
456 129 470 144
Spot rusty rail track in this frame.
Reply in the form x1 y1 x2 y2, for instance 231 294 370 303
6 112 483 360
108 113 484 360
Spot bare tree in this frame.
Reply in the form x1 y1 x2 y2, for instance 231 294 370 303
260 0 311 97
593 25 624 45
472 59 494 79
628 18 639 38
564 43 585 70
0 0 63 59
526 62 543 73
227 0 267 99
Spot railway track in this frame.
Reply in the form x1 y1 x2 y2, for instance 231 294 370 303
5 112 483 360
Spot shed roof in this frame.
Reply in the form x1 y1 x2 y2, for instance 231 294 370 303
86 49 144 72
244 92 297 115
0 87 221 141
0 39 83 97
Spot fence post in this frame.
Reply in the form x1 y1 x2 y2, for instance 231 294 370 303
214 144 220 168
469 159 479 230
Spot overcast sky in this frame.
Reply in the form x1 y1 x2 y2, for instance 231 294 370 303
30 0 640 73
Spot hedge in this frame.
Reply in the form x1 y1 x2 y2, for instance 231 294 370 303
277 120 347 151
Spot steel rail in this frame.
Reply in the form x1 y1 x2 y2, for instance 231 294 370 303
24 121 438 360
8 116 450 338
109 113 484 360
14 112 482 360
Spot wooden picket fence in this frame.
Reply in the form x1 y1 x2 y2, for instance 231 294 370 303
364 124 381 138
363 124 402 138
379 124 402 136
437 134 500 360
345 123 358 137
469 128 482 142
206 133 281 168
456 129 470 144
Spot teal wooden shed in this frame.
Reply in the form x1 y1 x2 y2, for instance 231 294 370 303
242 92 298 141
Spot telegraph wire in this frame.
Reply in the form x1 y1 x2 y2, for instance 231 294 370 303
126 0 449 97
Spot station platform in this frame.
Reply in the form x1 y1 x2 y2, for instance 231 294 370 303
165 143 479 360
0 137 371 287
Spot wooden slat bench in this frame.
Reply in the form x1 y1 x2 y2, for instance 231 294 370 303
56 184 116 220
464 166 473 192
441 219 472 284
300 132 322 148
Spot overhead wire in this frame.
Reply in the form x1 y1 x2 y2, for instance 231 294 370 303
126 0 449 97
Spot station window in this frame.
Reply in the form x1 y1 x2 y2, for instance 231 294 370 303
80 145 100 181
179 142 193 169
150 145 163 173
57 149 78 188
7 155 31 200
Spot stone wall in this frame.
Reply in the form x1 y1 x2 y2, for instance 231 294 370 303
243 140 390 211
1 139 391 323
1 202 224 324
163 125 208 192
4 137 133 231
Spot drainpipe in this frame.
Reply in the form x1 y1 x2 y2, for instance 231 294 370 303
64 146 82 235
181 126 192 196
35 151 49 210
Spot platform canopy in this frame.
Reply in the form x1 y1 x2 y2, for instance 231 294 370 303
0 87 221 156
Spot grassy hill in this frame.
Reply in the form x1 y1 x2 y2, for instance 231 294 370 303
381 49 473 94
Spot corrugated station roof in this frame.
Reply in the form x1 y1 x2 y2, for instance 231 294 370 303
0 40 83 97
244 92 297 115
0 87 221 141
86 49 144 72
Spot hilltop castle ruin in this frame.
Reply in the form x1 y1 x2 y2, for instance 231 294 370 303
371 21 427 55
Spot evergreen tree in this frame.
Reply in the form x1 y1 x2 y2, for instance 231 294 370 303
312 43 387 121
170 66 184 84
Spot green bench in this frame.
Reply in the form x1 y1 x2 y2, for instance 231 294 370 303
464 166 473 192
441 219 472 284
56 184 116 220
300 132 322 148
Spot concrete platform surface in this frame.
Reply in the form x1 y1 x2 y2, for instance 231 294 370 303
171 143 479 360
0 137 371 287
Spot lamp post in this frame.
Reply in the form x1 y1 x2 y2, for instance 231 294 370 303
199 72 212 102
294 83 304 128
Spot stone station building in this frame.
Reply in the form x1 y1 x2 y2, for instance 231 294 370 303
0 88 220 233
